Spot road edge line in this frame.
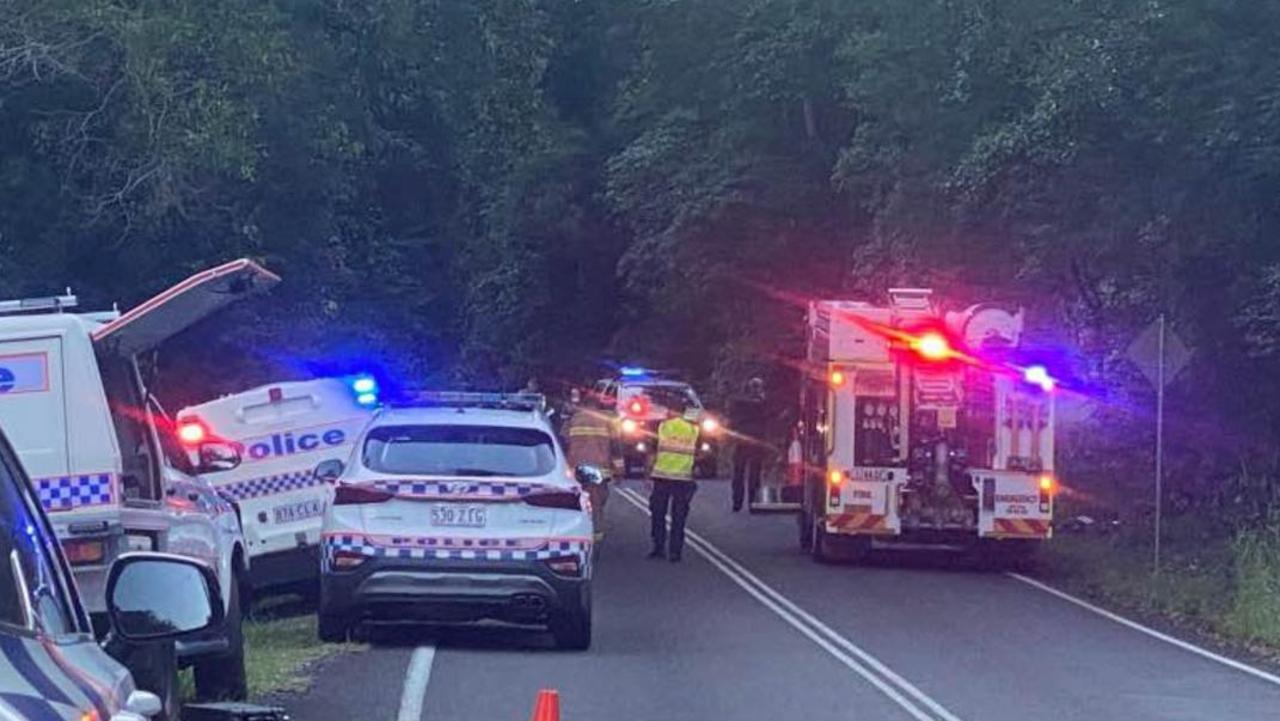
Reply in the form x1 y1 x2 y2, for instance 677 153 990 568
397 645 437 721
615 486 952 721
1007 572 1280 688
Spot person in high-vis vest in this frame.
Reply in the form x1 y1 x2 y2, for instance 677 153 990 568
565 389 614 542
647 400 701 562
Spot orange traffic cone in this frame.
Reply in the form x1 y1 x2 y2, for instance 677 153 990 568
529 688 561 721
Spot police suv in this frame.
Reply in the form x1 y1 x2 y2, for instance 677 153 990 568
177 377 376 591
316 392 600 649
0 259 278 705
0 423 225 721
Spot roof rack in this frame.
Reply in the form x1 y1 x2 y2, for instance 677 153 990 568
392 391 547 413
0 290 78 317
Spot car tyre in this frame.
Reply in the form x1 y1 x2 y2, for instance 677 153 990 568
550 593 592 650
798 508 813 551
811 517 835 564
194 572 248 701
317 609 351 643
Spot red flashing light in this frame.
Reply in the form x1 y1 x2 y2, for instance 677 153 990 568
911 331 952 361
177 419 206 446
626 396 650 417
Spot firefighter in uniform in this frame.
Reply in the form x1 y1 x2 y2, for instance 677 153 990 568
647 400 700 562
565 388 614 542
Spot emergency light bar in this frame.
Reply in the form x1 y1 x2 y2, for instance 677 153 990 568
397 391 547 412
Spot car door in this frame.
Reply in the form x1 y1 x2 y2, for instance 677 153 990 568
0 433 130 719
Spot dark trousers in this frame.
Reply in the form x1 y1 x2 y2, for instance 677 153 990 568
649 479 697 555
732 444 765 510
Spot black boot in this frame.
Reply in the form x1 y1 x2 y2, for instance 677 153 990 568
668 550 683 563
647 547 665 559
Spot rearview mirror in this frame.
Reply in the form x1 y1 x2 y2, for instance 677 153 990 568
314 459 345 483
197 442 241 473
106 553 223 642
574 464 605 486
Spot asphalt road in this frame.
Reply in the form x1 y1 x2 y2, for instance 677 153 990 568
282 479 1280 721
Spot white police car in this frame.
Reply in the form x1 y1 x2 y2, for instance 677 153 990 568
316 393 600 649
0 424 225 721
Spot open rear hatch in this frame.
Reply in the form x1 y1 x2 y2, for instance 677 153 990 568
91 258 280 356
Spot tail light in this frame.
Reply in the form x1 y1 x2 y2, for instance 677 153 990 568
333 484 395 505
828 469 844 507
829 370 846 387
544 556 582 576
523 488 583 511
63 540 105 566
1039 474 1056 512
330 550 369 570
828 469 844 486
177 418 207 446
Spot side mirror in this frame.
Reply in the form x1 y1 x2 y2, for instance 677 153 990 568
106 553 223 642
574 464 605 486
197 442 241 473
314 459 345 483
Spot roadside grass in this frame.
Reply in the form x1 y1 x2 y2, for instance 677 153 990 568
180 596 365 701
1038 512 1280 660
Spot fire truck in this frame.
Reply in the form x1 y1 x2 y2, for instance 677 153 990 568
796 288 1056 562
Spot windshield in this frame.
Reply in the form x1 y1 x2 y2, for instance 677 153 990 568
620 384 701 412
362 425 557 477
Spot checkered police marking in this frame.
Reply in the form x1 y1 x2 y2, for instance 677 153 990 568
220 470 327 501
34 474 115 512
322 532 591 563
370 479 542 500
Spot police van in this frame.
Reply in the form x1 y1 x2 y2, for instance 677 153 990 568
0 258 278 704
177 377 376 591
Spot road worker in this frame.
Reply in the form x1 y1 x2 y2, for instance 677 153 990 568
647 398 700 562
730 377 769 512
566 387 614 542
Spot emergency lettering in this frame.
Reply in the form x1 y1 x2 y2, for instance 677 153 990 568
239 428 347 461
993 493 1038 504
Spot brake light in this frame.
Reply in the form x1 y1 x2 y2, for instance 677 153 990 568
333 484 395 505
544 556 582 577
177 419 207 446
63 540 105 566
523 489 582 511
330 550 368 570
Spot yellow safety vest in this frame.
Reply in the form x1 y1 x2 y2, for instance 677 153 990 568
652 417 699 481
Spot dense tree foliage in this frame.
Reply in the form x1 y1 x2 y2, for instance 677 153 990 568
3 0 1278 514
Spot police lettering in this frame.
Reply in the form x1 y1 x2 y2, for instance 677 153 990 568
241 428 346 461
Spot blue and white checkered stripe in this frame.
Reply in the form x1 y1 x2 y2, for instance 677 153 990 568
370 479 541 500
221 470 326 501
323 534 590 563
34 473 115 512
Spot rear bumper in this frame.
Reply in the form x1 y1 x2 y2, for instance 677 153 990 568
321 557 589 625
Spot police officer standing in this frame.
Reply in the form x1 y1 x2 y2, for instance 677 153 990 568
648 399 700 562
565 388 614 542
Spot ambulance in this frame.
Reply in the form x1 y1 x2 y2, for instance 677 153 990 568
796 288 1057 563
177 377 376 591
0 258 279 703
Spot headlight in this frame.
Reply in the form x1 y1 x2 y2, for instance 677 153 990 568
700 417 719 434
621 418 639 434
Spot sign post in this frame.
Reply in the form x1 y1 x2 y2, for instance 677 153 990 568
1126 315 1190 576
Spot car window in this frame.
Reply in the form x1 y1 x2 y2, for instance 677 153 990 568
363 425 558 477
0 446 79 636
621 384 701 411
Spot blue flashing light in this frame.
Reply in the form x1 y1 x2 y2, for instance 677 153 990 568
1023 365 1056 393
355 392 379 407
352 376 377 394
620 367 647 377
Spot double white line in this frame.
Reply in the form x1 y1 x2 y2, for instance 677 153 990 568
616 486 963 721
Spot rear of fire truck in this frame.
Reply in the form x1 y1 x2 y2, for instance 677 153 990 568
796 288 1057 562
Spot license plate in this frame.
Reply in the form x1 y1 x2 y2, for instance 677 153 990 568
430 505 487 528
273 499 324 524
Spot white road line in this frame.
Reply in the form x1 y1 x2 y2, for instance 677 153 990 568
397 645 437 721
616 486 960 721
1008 572 1280 688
